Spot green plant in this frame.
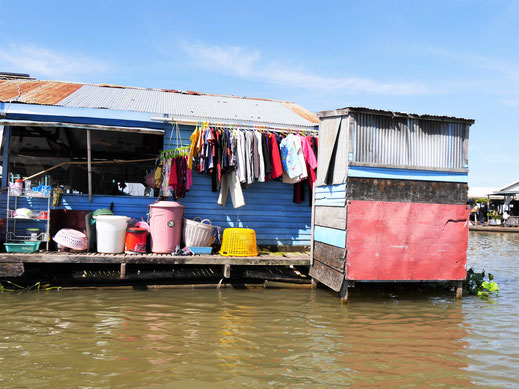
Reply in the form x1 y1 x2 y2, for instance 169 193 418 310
487 210 502 220
0 281 61 292
464 268 499 299
475 198 490 204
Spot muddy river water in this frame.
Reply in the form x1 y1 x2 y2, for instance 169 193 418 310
1 231 518 387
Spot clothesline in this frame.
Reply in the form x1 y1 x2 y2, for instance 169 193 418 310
188 123 318 208
150 116 319 135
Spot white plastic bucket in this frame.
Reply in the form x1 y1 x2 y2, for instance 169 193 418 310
94 215 129 253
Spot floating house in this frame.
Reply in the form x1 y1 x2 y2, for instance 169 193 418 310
309 107 474 300
0 75 318 249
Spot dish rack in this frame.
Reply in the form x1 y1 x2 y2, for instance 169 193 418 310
5 188 51 250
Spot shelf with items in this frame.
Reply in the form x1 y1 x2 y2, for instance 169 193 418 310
7 188 51 198
6 188 51 251
5 231 49 243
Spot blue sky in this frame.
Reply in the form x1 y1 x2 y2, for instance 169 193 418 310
1 0 518 188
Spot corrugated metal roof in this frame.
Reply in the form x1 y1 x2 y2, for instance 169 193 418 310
318 106 474 124
0 80 82 105
0 79 318 127
58 84 317 126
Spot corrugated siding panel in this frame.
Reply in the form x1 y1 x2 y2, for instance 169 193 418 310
352 113 466 169
314 184 346 206
58 85 316 127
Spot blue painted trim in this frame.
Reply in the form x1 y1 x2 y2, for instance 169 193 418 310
348 166 468 183
314 225 346 248
1 126 10 188
3 103 166 129
0 101 5 115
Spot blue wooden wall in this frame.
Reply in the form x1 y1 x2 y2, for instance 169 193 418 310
2 123 312 246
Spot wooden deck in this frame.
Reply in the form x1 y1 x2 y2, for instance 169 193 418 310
469 225 519 233
0 251 311 279
0 251 310 265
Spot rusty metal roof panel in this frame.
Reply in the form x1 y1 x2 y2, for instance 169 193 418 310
58 84 317 127
0 80 82 105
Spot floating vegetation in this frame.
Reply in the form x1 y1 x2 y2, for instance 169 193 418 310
0 281 62 292
464 268 499 299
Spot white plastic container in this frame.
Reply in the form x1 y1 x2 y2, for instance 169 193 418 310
94 215 129 253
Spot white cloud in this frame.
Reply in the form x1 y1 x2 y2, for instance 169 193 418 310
0 44 109 79
425 48 519 81
182 42 429 95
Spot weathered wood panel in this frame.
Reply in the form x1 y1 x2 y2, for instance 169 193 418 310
0 262 24 277
331 116 349 185
315 117 341 186
347 177 468 204
0 252 310 266
314 206 346 230
313 226 346 248
309 260 344 292
313 241 346 272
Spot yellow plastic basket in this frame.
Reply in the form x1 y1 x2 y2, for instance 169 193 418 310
219 228 258 257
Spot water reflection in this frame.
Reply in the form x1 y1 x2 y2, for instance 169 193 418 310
0 231 518 387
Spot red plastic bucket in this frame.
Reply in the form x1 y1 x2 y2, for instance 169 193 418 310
125 227 148 254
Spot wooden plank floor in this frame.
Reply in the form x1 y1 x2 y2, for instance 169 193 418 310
469 225 519 233
0 251 311 266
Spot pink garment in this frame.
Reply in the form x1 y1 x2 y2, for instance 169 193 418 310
299 135 317 170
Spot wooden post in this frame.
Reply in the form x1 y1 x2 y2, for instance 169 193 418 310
454 281 463 299
339 280 349 303
1 125 10 189
311 278 318 289
223 264 231 278
87 129 92 202
310 183 316 266
120 263 126 279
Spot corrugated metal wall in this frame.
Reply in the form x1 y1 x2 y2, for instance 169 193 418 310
352 113 466 169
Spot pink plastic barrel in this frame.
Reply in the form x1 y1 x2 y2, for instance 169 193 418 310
149 201 184 253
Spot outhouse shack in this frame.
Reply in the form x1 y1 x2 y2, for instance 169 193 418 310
309 107 474 300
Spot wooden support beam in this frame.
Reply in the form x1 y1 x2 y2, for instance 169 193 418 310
87 129 92 202
120 263 126 279
454 280 463 299
1 125 10 189
339 280 349 303
0 262 24 277
223 264 231 278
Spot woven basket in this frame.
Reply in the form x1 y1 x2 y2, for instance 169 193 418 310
219 228 258 257
183 217 216 247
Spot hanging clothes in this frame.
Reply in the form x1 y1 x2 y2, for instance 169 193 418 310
218 170 245 209
280 134 304 183
269 133 283 179
254 131 265 182
188 124 318 208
